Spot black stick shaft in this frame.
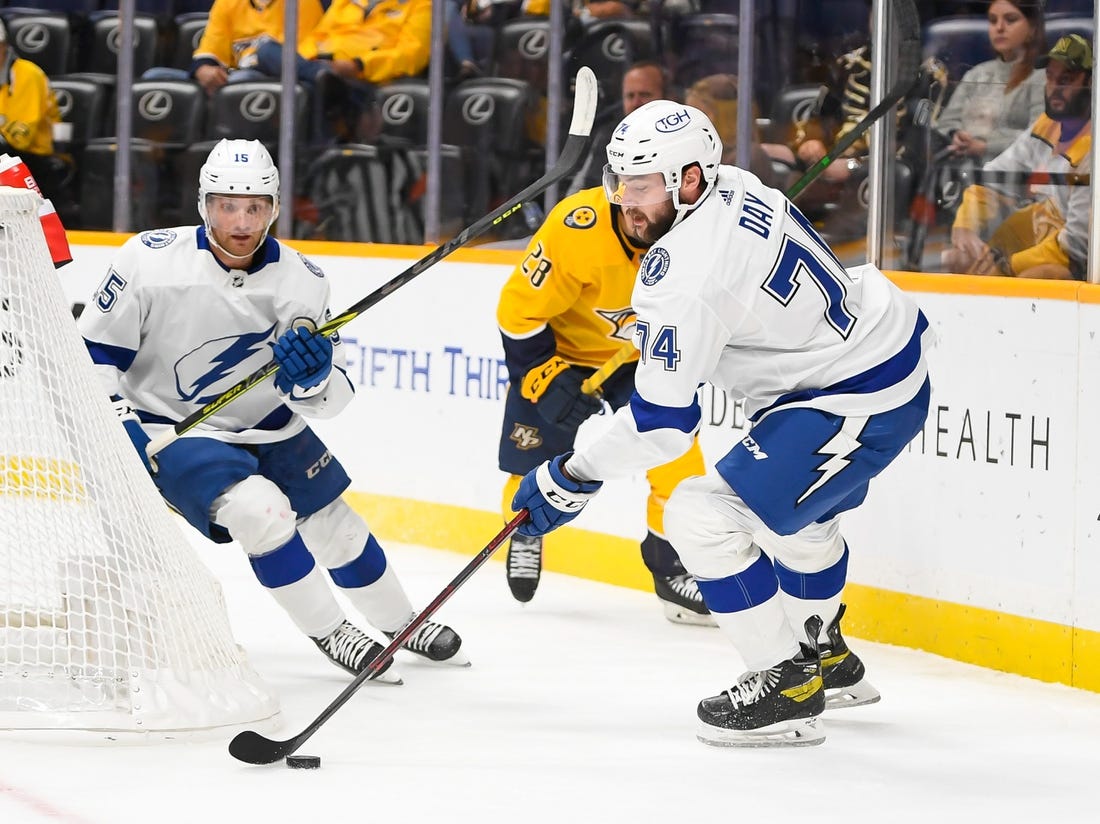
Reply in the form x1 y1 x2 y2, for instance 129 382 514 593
785 0 921 203
228 510 530 765
786 76 921 202
148 68 598 458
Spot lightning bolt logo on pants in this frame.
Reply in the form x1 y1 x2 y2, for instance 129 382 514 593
796 416 868 506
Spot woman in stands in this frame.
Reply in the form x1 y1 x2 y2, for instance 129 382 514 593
935 0 1046 163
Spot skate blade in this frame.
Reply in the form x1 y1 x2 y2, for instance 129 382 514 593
365 667 404 686
825 677 881 710
408 649 472 668
441 649 472 667
696 716 825 748
661 600 717 627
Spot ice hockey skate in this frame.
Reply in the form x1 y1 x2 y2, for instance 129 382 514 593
696 617 826 747
820 603 881 709
654 573 716 626
311 620 403 684
385 614 470 667
506 533 543 602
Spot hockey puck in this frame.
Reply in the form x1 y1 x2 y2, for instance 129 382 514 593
286 755 321 769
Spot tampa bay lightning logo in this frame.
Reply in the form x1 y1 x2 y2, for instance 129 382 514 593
298 253 325 278
140 229 177 248
175 324 276 403
640 247 671 286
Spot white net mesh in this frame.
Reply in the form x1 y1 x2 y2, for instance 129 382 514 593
0 187 279 731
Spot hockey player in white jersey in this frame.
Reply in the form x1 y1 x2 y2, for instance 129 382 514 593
512 101 932 747
78 139 467 681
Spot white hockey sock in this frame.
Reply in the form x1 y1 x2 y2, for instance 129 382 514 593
264 565 345 639
780 593 842 645
711 592 801 671
337 563 414 634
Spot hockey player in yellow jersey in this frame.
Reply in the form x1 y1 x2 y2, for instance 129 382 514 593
497 186 712 625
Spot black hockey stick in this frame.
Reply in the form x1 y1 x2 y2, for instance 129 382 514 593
785 0 922 203
146 67 599 459
228 509 530 765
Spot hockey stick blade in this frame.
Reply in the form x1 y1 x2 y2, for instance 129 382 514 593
148 68 599 459
228 510 531 765
785 0 921 202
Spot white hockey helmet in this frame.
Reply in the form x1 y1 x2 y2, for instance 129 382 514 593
603 100 721 222
197 138 280 224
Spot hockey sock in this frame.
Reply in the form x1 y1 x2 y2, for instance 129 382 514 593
697 550 800 669
774 547 848 643
330 541 414 633
249 534 344 638
640 530 687 577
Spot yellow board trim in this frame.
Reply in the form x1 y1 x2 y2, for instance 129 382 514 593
345 491 1100 694
0 456 85 499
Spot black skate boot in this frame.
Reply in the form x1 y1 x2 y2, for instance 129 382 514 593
820 603 881 709
311 620 402 684
385 613 470 667
506 533 542 603
653 573 716 627
696 616 826 747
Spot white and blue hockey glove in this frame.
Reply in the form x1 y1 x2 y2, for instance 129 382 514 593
272 326 333 396
111 396 152 473
512 454 603 536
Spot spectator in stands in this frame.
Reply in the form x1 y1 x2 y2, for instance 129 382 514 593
182 0 324 95
684 73 793 189
790 5 945 189
446 0 491 80
941 34 1092 279
934 0 1046 163
253 0 432 141
0 20 64 200
569 60 668 193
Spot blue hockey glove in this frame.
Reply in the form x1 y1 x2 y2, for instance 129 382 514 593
272 325 333 395
521 356 602 429
512 454 603 536
111 396 152 473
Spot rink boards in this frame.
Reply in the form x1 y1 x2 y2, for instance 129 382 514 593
62 233 1100 693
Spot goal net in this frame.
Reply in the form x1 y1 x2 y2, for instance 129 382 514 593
0 187 279 732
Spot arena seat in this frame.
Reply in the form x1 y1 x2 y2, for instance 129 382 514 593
50 75 110 149
921 16 992 82
565 19 654 107
0 11 72 77
443 77 533 228
205 81 307 144
492 18 555 95
377 78 432 146
81 11 160 77
170 12 208 72
1044 14 1094 44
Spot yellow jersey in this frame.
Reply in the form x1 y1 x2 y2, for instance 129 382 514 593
298 0 431 84
193 0 324 71
497 186 648 379
0 58 58 156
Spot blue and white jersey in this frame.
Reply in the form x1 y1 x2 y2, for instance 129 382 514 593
569 165 933 482
78 226 353 444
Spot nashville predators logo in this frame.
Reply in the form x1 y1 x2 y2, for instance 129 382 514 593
595 307 637 342
564 206 597 229
509 423 543 450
